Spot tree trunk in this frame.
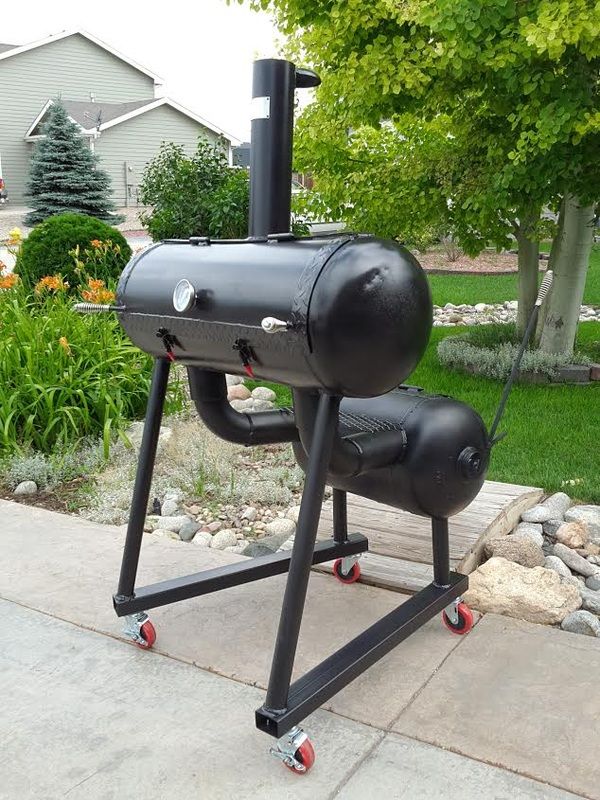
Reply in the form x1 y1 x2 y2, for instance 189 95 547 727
515 210 540 338
539 194 595 358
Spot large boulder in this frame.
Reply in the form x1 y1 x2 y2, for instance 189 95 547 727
484 536 545 568
464 557 581 625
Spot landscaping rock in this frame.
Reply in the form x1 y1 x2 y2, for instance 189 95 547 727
512 522 544 547
463 557 581 625
554 521 589 550
580 588 600 615
178 520 200 542
565 505 600 539
541 491 572 519
251 398 275 411
161 498 180 517
553 543 600 578
521 504 553 524
243 541 275 558
226 374 245 386
210 529 238 550
589 555 600 566
544 555 573 580
241 506 258 522
225 543 248 555
484 536 545 568
561 610 600 637
251 386 277 402
14 480 38 496
154 515 190 534
285 505 301 523
193 531 212 548
227 384 251 401
585 575 600 591
265 517 296 537
543 519 564 537
229 398 255 412
206 521 222 533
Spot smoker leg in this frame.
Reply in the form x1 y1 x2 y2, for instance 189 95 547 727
331 487 361 583
263 393 341 715
431 517 451 588
115 357 171 646
332 489 348 543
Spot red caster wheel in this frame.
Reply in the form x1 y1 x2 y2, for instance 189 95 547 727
123 612 156 649
271 727 316 774
136 620 157 649
285 737 316 774
442 601 474 635
333 557 361 585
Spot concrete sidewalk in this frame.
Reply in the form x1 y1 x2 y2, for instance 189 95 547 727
1 499 599 799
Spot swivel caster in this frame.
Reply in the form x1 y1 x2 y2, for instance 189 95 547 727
269 726 316 774
122 611 157 649
442 599 474 635
333 556 361 585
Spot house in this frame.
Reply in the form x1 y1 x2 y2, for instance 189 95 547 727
0 30 233 206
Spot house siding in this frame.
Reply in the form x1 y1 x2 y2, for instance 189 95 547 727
94 104 222 205
0 34 156 202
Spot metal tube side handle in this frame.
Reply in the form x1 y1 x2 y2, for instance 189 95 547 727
535 270 553 306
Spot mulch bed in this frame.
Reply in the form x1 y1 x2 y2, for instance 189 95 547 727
417 248 547 274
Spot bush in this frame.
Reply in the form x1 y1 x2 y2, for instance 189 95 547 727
16 213 131 291
0 279 182 454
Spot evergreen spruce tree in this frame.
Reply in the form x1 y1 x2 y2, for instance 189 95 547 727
25 100 121 226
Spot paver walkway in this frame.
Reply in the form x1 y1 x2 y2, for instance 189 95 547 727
1 499 599 799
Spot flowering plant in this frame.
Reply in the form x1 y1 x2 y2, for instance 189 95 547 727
80 277 115 305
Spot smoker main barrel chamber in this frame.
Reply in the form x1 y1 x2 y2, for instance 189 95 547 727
109 57 493 774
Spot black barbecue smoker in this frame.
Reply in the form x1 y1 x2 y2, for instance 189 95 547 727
79 59 552 775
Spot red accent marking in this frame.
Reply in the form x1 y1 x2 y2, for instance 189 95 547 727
166 351 175 362
244 364 254 378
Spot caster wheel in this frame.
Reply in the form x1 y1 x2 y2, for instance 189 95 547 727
136 620 157 649
285 737 315 774
442 602 474 635
333 558 361 585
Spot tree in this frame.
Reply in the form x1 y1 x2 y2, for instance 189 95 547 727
25 101 120 226
253 0 600 354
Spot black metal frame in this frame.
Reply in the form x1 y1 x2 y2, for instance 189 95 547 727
114 357 466 742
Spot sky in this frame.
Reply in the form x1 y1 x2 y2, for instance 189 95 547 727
2 0 283 142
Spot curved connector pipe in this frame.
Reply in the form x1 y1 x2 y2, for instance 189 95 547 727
293 389 405 477
187 367 298 445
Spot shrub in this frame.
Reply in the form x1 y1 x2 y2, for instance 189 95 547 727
0 280 182 454
437 326 589 381
15 213 131 291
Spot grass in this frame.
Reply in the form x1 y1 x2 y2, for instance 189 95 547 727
427 243 600 307
259 322 600 504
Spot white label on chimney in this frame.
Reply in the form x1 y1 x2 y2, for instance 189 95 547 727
251 96 270 120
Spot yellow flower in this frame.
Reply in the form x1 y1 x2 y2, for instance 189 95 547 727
8 227 22 243
58 336 72 355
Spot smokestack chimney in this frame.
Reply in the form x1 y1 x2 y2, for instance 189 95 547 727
248 59 319 239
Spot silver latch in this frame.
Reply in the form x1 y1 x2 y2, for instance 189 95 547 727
261 316 289 334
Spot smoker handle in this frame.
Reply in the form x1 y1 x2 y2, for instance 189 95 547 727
187 368 299 446
293 390 406 477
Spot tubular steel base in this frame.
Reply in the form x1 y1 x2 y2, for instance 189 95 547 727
113 533 368 616
255 571 468 738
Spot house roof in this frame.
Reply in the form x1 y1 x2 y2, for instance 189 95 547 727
25 97 235 143
0 43 17 54
0 30 162 83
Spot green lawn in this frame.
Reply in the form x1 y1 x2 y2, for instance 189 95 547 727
257 321 600 503
428 243 600 307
